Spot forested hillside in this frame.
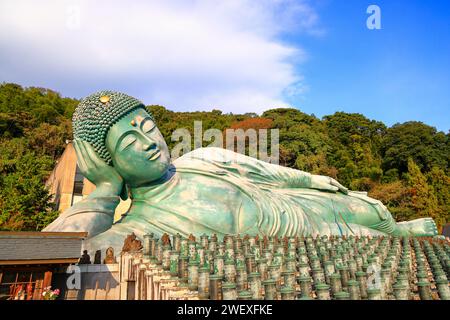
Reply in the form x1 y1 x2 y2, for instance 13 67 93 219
1 83 448 231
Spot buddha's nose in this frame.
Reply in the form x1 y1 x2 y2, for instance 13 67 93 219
142 142 156 151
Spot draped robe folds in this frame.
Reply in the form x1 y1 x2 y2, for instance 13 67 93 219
45 147 390 254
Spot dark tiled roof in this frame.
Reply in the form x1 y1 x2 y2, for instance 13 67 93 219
0 232 87 262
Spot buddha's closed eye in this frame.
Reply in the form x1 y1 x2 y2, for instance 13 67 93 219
142 119 156 133
119 135 137 151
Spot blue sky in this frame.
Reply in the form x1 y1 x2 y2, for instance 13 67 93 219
0 0 449 131
285 0 450 131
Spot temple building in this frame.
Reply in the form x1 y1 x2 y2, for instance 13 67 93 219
0 232 86 300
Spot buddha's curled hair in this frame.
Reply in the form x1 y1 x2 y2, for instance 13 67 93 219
72 91 154 165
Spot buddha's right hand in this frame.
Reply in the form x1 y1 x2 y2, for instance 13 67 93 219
310 174 349 194
73 139 123 196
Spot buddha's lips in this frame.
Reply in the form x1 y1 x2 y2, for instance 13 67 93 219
147 149 161 161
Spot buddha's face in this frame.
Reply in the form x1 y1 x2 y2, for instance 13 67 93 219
105 108 171 187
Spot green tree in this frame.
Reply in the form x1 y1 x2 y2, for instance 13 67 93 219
0 142 58 231
26 121 72 160
263 108 332 173
426 167 450 230
324 112 385 187
402 158 440 227
382 121 448 174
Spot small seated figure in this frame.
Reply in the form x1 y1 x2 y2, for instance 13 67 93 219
44 91 438 254
103 247 117 264
121 232 143 253
161 233 171 246
94 250 101 264
79 250 91 264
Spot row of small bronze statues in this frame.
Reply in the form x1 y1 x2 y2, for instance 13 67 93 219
79 247 116 265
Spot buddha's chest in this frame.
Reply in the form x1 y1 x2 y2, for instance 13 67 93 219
129 173 259 234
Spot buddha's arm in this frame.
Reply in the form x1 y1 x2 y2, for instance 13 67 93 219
182 147 347 193
246 158 348 193
43 140 124 237
43 184 120 237
241 156 313 188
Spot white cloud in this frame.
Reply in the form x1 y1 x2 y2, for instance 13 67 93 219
0 0 321 114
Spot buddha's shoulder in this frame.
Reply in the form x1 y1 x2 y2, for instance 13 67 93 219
174 147 254 165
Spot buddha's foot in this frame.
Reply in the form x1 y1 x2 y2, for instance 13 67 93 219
394 217 438 237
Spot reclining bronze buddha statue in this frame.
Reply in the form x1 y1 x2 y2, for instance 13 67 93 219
44 91 438 253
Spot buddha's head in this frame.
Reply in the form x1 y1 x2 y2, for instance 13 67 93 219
72 91 171 187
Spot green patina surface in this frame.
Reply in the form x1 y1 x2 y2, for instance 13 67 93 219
44 91 439 253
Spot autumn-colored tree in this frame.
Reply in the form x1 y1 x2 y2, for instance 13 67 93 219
229 118 273 131
426 167 450 231
402 159 441 228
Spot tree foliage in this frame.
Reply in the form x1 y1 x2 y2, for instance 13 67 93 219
0 139 58 230
382 121 449 174
0 83 74 230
